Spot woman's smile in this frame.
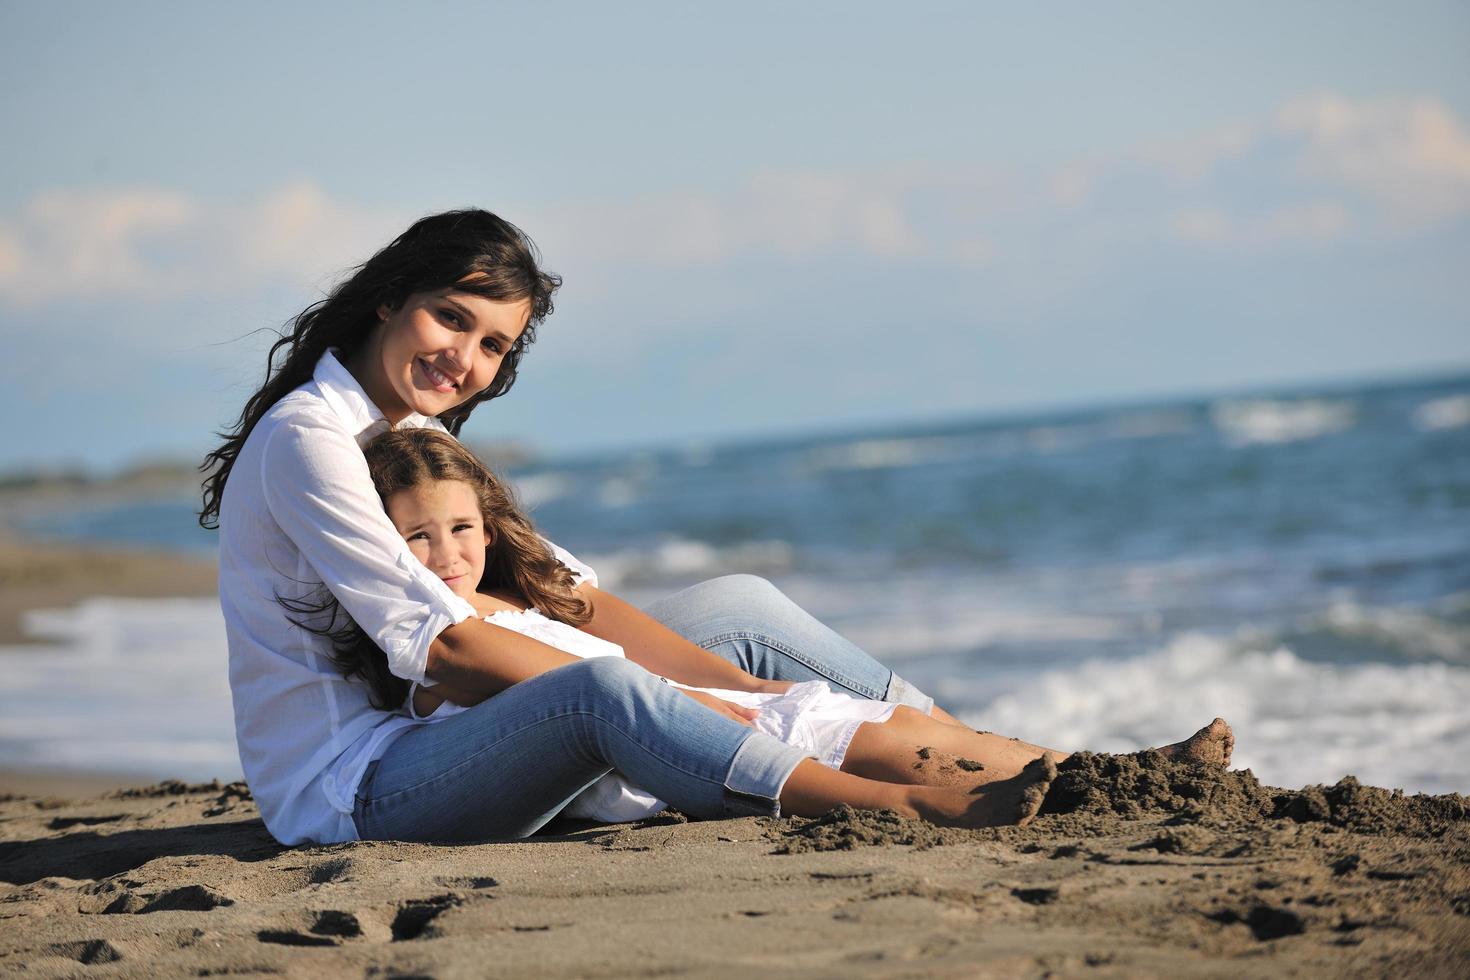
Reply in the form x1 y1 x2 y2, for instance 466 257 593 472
346 287 531 424
416 357 461 394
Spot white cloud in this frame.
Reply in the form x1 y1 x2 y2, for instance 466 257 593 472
0 181 404 306
531 169 932 271
1168 202 1351 246
2 93 1466 308
1276 93 1470 222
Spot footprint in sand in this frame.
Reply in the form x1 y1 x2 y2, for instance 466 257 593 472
391 894 466 941
45 939 123 965
135 884 235 914
256 908 386 946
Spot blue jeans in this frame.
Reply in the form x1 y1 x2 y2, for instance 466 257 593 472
353 575 933 841
641 575 933 713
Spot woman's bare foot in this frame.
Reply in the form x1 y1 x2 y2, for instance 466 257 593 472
1155 717 1234 767
909 753 1058 829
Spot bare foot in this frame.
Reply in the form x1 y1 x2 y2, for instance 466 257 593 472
1156 717 1234 767
910 753 1057 829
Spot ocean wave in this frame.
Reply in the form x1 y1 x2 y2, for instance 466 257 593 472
586 537 797 589
799 436 969 473
509 472 570 509
958 632 1470 795
1260 598 1470 666
840 607 1130 661
798 411 1203 475
1411 392 1470 432
0 598 239 781
1209 397 1355 446
2 594 1465 795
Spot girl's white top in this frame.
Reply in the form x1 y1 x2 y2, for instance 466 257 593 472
410 608 897 823
217 350 595 846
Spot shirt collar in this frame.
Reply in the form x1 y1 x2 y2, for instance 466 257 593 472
311 349 435 446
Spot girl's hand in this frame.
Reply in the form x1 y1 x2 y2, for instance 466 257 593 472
679 689 760 728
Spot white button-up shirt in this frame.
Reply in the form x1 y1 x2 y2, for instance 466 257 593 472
218 350 594 845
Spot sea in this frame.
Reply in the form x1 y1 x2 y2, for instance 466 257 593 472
3 373 1468 795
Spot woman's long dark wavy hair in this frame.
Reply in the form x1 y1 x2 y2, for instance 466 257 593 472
199 208 561 529
283 428 592 710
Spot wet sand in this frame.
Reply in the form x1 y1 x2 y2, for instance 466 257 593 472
2 754 1465 977
0 531 216 645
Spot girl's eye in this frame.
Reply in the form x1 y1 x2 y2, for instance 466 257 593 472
406 531 429 542
440 309 462 327
481 337 502 354
452 523 476 534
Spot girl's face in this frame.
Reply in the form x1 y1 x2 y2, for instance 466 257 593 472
350 286 531 424
385 480 490 599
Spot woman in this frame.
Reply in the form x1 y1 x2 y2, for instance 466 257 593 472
201 208 1229 846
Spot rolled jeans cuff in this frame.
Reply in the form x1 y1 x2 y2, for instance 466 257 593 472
884 671 935 715
723 731 811 818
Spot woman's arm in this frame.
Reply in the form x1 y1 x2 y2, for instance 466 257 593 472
577 585 794 693
425 618 581 694
424 615 762 727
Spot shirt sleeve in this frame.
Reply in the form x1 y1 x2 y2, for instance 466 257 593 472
259 413 477 685
542 536 598 589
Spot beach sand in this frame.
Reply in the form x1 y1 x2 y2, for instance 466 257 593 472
2 753 1465 978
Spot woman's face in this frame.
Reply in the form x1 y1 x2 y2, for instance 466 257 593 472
351 286 531 424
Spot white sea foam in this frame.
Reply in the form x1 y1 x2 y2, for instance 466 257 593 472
0 598 239 781
1412 392 1470 431
800 436 968 473
1293 600 1470 664
509 472 570 509
1210 398 1355 446
596 476 643 508
840 607 1129 661
955 632 1470 795
586 538 796 589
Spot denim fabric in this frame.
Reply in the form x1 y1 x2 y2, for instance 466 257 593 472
641 574 935 715
352 656 810 842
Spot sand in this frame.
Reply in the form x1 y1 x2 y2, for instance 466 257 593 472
0 531 217 646
2 755 1466 978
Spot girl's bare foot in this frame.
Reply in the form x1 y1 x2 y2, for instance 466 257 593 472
909 753 1057 829
1155 717 1234 767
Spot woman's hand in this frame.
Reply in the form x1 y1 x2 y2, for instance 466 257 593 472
679 689 760 728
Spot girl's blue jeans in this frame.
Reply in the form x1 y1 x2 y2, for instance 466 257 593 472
351 575 934 842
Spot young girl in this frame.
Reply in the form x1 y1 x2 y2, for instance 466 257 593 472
326 426 1233 828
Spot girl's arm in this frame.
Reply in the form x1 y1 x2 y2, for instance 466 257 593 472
576 585 795 693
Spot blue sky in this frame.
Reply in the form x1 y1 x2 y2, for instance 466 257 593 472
2 1 1468 471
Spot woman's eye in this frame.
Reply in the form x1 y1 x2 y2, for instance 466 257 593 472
481 338 501 354
440 309 462 326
